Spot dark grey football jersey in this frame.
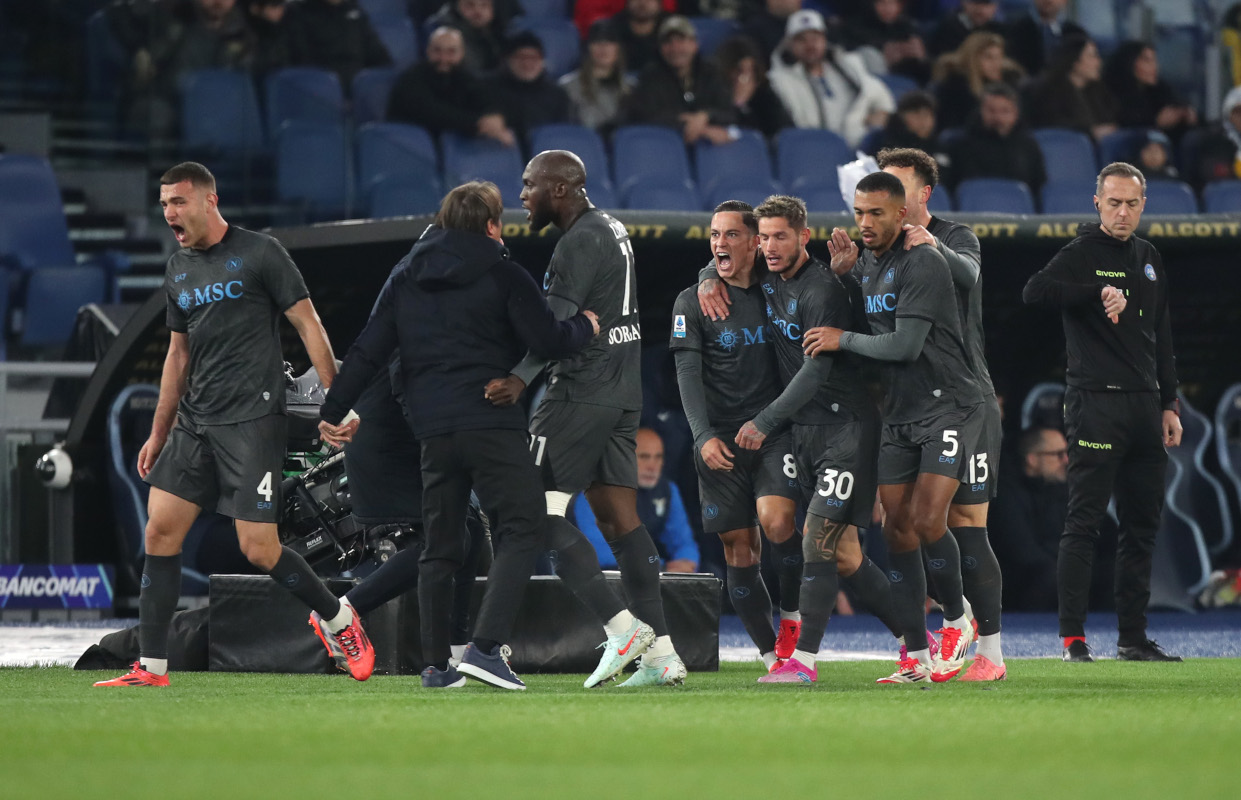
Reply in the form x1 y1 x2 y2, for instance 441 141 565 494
541 208 642 410
855 235 982 424
669 276 780 426
760 256 867 424
165 226 309 424
929 216 995 399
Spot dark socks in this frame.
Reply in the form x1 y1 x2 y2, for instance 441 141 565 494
138 553 182 661
797 561 839 654
954 526 1003 636
269 546 341 619
347 544 422 615
472 637 500 655
769 533 804 613
887 548 929 652
923 531 965 620
609 525 670 637
842 557 901 638
725 564 777 655
545 516 626 624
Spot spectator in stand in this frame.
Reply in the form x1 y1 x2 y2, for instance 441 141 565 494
574 0 673 39
1137 130 1180 183
425 0 508 75
931 30 1023 132
714 36 793 140
927 0 1003 57
625 16 736 145
387 26 515 146
1023 34 1117 142
571 428 700 573
246 0 292 78
410 0 522 27
1003 0 1085 78
484 32 571 147
1188 86 1241 189
1103 41 1198 143
283 0 391 89
559 21 636 135
767 9 894 148
840 0 930 85
742 0 803 61
602 0 668 75
945 82 1044 192
867 89 938 155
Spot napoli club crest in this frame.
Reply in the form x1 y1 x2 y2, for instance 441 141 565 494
226 257 243 272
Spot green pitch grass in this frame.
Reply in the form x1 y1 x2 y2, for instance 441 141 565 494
1 661 1233 799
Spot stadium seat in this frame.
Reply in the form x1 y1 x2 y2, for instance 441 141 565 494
1097 127 1146 167
1154 24 1206 111
694 131 773 194
0 271 8 360
358 0 407 20
1020 381 1065 430
441 132 525 205
179 69 265 154
1214 383 1241 556
858 127 883 156
878 72 919 102
689 17 739 57
799 181 850 213
265 68 346 135
374 15 419 69
351 67 398 125
705 176 783 211
1203 180 1241 213
20 265 107 348
275 121 350 221
1032 128 1097 186
926 185 953 213
620 174 700 211
529 124 613 197
613 125 692 195
586 180 616 208
0 154 76 271
367 172 445 217
1040 181 1097 215
509 18 580 79
955 178 1035 214
1169 393 1235 558
775 128 852 192
1142 180 1198 215
84 10 127 125
518 0 569 18
355 122 438 203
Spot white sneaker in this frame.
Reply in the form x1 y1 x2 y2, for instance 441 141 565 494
583 617 655 688
618 651 687 687
876 657 933 684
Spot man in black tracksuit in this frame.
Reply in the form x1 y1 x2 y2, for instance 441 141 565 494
320 181 600 689
1023 162 1184 663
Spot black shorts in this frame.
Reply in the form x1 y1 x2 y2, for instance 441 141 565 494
696 428 800 534
952 398 1002 505
145 414 287 523
878 403 986 486
794 415 879 529
529 399 639 493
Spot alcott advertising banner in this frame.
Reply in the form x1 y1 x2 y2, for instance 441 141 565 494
0 565 115 609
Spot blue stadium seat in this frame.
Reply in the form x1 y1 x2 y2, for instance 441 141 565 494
374 15 419 69
1203 180 1241 213
1032 128 1097 186
878 72 918 102
275 121 350 221
587 181 616 208
0 271 8 359
509 18 580 79
351 67 398 125
1142 180 1198 215
84 10 127 124
529 123 613 196
367 173 445 217
518 0 569 18
265 68 347 135
1040 181 1097 215
20 265 107 348
441 133 525 206
1154 24 1206 111
926 185 953 213
955 178 1035 214
705 177 783 212
358 0 407 21
620 174 700 211
798 181 850 214
776 128 852 192
1171 393 1235 558
1097 127 1146 167
694 131 772 194
179 69 265 154
355 122 438 203
858 127 883 156
689 17 740 57
1020 381 1065 430
613 125 692 195
0 154 75 271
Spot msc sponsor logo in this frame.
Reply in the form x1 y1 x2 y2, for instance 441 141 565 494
769 315 801 341
180 280 244 311
865 293 897 314
1077 439 1113 450
716 326 765 350
607 323 642 345
1095 270 1126 278
716 327 738 350
543 272 551 291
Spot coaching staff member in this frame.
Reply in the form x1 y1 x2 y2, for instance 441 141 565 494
319 181 600 690
96 162 376 687
1023 162 1183 663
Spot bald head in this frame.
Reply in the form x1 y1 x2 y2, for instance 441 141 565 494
427 26 465 72
521 150 591 231
530 150 587 188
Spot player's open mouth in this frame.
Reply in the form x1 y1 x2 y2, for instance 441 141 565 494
170 224 186 242
716 252 731 267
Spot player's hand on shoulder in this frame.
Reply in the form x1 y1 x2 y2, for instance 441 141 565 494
802 326 843 356
902 223 936 250
701 437 736 470
136 434 167 479
826 228 858 275
582 309 600 335
733 421 766 452
697 277 731 321
484 375 526 407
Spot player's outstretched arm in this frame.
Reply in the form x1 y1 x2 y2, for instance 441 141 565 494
285 297 338 389
1022 248 1104 308
138 331 189 478
806 317 931 362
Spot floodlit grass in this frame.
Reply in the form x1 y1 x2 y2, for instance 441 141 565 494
0 661 1233 799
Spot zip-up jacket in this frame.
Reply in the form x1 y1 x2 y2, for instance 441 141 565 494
1022 222 1177 409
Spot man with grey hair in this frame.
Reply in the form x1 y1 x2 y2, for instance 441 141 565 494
1023 162 1183 664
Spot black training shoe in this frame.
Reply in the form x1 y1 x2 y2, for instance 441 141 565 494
457 643 526 690
1117 639 1183 662
420 665 467 688
1062 640 1094 662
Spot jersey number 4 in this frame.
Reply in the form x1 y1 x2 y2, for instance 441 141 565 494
257 471 273 502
